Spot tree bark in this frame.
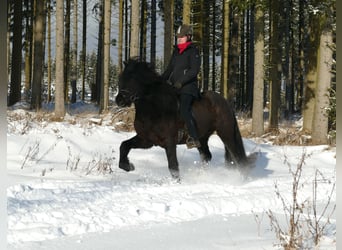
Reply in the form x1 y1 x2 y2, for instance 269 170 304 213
182 0 190 24
71 0 78 103
139 0 147 61
24 0 33 102
150 0 156 66
211 0 216 91
202 1 210 91
118 0 124 72
81 0 87 101
31 0 45 110
311 29 333 144
220 1 229 99
55 0 65 119
252 4 264 136
101 0 111 112
47 0 52 102
95 4 103 103
228 7 240 105
268 0 281 131
163 0 174 70
130 0 140 58
302 14 320 132
64 0 71 102
8 0 22 106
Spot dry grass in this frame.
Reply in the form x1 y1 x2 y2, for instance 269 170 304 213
237 118 330 146
7 105 335 147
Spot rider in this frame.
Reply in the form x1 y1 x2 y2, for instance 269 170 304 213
162 24 201 149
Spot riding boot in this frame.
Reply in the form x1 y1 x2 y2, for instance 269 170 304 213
185 117 201 149
186 137 201 149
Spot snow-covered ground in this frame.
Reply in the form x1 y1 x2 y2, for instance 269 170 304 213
7 104 336 249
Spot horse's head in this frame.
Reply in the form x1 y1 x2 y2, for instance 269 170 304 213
116 59 161 107
116 60 143 107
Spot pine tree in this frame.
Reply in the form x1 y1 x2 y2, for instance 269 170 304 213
55 0 65 119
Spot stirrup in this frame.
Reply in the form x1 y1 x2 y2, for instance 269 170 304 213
186 137 201 149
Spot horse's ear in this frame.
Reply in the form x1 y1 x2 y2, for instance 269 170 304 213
123 61 128 67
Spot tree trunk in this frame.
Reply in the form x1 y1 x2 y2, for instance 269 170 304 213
163 0 174 70
228 6 240 106
201 1 210 91
182 0 190 24
220 1 229 99
130 0 139 58
124 0 129 61
101 0 111 112
95 4 104 103
211 0 216 91
7 2 11 78
311 29 333 144
268 0 281 131
8 0 22 106
31 0 45 110
81 0 87 101
118 0 124 72
252 4 264 136
283 0 292 117
24 0 33 102
55 0 65 119
239 12 246 109
297 0 305 111
139 0 147 61
150 0 156 66
247 6 255 111
64 0 71 102
71 0 78 103
302 14 320 132
47 0 52 102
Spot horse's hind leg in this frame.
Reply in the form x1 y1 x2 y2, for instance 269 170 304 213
119 135 153 172
198 137 212 163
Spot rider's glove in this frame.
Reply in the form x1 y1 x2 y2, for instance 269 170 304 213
174 82 182 89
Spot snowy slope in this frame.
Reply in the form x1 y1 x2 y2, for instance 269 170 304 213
7 108 336 249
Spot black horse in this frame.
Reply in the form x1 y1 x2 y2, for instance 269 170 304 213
116 59 254 180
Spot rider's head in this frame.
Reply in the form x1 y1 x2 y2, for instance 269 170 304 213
176 24 193 44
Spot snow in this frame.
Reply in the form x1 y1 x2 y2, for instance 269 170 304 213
7 105 336 249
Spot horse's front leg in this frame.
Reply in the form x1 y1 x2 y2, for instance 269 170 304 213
119 135 153 172
165 144 180 181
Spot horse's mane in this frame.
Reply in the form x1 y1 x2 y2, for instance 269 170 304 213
123 58 178 116
124 58 163 86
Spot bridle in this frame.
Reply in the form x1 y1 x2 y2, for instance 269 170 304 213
119 89 139 102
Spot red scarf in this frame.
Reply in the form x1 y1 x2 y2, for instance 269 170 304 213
177 41 192 54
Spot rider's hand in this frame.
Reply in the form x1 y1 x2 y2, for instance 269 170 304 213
174 82 182 89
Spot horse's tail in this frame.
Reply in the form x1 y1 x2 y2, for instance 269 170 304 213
231 109 247 162
206 91 247 164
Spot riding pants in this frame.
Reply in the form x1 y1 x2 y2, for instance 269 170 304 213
179 94 199 140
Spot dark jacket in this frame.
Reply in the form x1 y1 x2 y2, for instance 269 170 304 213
162 43 201 97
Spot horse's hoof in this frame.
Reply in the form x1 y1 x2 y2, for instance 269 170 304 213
170 170 181 183
225 161 237 169
119 162 135 172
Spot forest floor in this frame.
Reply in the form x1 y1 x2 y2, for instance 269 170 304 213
7 101 335 148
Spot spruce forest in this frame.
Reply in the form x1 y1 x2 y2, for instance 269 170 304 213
7 0 336 145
